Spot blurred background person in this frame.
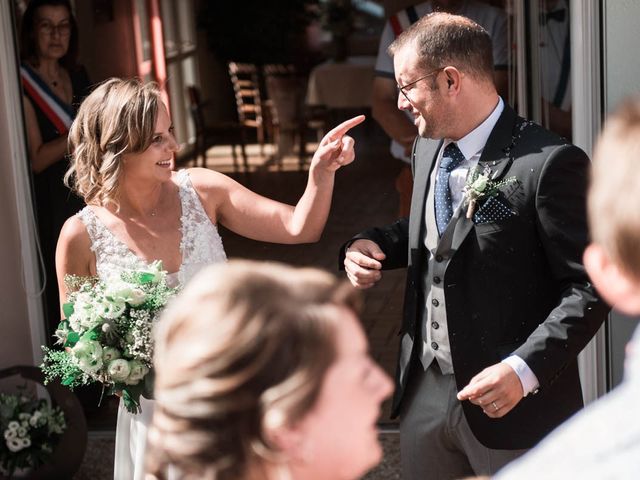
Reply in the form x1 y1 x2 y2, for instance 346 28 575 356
20 0 91 337
372 0 508 216
147 260 393 480
539 0 571 139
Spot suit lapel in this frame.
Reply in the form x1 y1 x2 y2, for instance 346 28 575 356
409 138 442 250
476 104 518 182
439 104 519 255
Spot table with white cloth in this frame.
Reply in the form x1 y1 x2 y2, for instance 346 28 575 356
306 55 376 109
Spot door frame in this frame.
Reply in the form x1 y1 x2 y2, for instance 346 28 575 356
514 0 607 403
1 0 47 364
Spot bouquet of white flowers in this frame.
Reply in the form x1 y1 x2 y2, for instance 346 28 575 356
0 389 66 476
41 261 178 414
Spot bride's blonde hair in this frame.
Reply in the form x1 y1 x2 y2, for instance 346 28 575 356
65 78 160 208
146 260 361 480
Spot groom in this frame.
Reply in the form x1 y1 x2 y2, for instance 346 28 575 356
341 13 609 479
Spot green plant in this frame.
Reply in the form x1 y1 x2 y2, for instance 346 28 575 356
0 388 66 476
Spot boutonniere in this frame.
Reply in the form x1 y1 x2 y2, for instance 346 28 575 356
462 165 517 219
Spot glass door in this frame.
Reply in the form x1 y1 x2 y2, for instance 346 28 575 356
509 0 608 403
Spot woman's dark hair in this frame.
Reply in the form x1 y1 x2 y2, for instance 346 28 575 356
19 0 79 71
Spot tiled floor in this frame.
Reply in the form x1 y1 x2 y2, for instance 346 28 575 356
75 118 406 477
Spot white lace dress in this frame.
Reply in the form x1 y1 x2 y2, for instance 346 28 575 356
77 170 227 480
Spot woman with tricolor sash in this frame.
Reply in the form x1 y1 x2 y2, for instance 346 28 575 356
19 0 91 337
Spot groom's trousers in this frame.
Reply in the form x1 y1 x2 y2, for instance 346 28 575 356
399 361 528 480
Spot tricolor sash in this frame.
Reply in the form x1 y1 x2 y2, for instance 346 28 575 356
389 5 420 37
20 63 74 134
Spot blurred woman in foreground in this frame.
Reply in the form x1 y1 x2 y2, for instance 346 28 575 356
147 260 393 480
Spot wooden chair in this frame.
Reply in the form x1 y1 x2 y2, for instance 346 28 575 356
186 85 249 172
228 62 270 156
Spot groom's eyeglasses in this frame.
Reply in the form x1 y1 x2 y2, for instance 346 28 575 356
397 67 444 102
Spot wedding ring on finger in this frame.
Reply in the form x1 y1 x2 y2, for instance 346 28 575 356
491 401 499 412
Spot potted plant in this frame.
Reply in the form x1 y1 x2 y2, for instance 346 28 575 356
0 366 87 479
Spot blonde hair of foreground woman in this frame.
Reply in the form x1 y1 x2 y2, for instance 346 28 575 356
146 260 393 480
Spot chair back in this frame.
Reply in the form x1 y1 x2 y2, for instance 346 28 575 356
228 62 264 131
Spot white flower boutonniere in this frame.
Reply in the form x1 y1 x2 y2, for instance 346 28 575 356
463 166 517 219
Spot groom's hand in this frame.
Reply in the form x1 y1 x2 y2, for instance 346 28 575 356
456 362 524 419
344 239 386 289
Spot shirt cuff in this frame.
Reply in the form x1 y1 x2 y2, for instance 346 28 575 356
502 355 540 396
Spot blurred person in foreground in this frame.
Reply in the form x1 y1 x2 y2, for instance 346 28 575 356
146 260 393 480
493 97 640 479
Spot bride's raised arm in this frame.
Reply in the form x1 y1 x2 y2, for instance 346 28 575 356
189 115 365 244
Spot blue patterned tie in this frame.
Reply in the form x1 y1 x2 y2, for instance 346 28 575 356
435 143 465 235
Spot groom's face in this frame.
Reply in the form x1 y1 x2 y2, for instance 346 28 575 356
394 46 450 140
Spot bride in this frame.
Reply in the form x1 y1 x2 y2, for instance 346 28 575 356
55 78 363 480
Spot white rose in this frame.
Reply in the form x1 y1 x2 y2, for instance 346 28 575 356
18 413 30 421
471 175 489 192
99 298 126 319
70 304 102 331
4 429 16 440
72 339 103 374
7 437 24 452
107 359 131 383
17 426 27 437
8 421 19 431
102 347 121 363
29 411 42 427
125 360 149 385
20 437 31 449
105 279 136 302
128 288 147 306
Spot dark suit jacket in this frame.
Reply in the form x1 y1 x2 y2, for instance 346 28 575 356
340 104 609 449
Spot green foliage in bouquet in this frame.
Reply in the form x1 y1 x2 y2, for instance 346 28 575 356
41 261 178 414
0 388 66 476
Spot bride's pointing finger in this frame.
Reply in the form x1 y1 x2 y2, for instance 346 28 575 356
321 115 365 145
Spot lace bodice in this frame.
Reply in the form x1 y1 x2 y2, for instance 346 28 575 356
78 170 227 288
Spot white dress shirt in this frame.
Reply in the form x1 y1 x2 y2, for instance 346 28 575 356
432 97 540 396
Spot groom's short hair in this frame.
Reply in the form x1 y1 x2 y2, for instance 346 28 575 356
389 12 495 84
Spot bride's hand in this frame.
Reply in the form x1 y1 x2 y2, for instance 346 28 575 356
311 115 365 174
